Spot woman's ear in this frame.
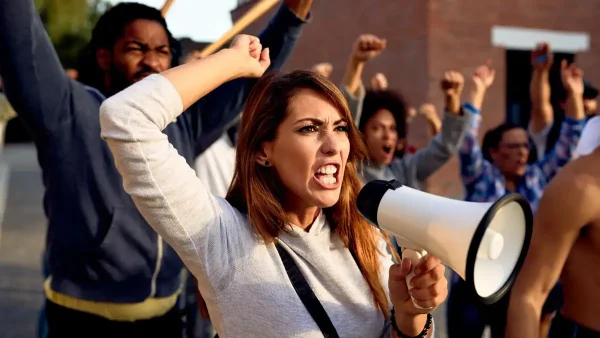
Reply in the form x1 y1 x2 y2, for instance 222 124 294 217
255 142 273 167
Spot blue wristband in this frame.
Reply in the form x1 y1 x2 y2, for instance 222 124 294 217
463 102 481 115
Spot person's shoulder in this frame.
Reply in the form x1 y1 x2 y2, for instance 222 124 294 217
83 85 106 104
547 154 600 204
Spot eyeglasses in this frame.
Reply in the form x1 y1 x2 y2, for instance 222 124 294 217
500 142 530 150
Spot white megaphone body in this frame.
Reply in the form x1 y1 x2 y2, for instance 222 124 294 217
356 179 533 306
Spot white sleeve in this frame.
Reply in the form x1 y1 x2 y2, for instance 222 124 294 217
528 122 552 157
99 74 252 293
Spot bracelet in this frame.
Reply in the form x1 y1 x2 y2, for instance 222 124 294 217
390 308 433 338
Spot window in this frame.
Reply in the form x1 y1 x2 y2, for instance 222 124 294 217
505 50 574 127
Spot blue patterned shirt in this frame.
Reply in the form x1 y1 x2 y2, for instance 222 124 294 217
459 103 584 213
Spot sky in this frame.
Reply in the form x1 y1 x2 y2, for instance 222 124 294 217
105 0 237 42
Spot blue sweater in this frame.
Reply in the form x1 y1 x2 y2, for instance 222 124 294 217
0 0 306 303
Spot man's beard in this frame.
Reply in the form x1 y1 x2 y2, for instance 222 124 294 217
108 65 134 95
107 64 158 95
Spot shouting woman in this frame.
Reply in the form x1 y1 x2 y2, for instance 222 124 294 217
99 34 447 337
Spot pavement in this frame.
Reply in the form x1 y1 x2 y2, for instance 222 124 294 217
0 143 491 338
0 144 46 338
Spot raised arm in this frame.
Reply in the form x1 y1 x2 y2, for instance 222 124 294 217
0 0 74 138
192 0 312 155
341 34 386 125
99 35 269 281
507 158 598 338
417 104 442 136
529 42 554 134
459 64 496 185
406 71 469 181
534 61 585 182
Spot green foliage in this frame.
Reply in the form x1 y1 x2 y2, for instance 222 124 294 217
35 0 112 68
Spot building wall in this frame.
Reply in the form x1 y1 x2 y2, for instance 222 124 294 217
427 0 599 196
231 0 600 198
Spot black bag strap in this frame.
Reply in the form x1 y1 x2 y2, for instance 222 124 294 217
275 241 340 338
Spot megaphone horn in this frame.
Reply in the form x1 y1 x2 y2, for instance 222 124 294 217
356 180 533 306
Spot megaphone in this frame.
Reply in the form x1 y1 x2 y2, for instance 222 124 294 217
357 180 533 306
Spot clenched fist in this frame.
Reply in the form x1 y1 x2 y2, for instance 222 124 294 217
371 73 388 91
351 34 387 63
312 62 333 79
441 71 464 97
229 34 271 78
531 42 553 72
441 71 464 115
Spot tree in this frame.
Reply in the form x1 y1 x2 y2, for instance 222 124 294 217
34 0 111 68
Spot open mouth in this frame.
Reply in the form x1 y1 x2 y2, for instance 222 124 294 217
313 164 340 187
382 145 395 156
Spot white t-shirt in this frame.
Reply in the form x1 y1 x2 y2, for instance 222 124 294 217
529 123 553 159
574 116 600 158
194 133 236 198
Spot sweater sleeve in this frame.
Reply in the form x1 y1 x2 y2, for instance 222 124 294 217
0 0 76 138
339 81 365 127
99 74 252 293
404 110 470 182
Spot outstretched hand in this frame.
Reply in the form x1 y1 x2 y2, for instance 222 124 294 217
352 34 387 63
472 61 496 91
560 59 584 95
389 255 447 316
229 34 271 78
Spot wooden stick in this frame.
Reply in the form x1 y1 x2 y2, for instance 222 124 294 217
161 0 175 17
199 0 281 58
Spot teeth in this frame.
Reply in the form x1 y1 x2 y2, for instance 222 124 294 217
317 165 337 175
317 176 337 185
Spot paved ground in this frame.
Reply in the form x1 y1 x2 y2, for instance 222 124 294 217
0 143 491 338
0 144 46 338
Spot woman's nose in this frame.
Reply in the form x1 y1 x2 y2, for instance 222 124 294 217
321 134 341 155
383 128 395 141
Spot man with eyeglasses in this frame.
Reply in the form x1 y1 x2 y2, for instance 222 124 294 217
445 61 585 338
459 61 584 214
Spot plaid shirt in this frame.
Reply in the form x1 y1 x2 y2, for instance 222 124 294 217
459 103 584 213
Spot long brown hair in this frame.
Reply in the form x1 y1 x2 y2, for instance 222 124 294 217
226 70 392 317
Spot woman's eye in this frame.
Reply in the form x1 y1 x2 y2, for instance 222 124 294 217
336 125 349 133
298 125 318 133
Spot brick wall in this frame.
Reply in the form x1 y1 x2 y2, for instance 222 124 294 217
231 0 600 197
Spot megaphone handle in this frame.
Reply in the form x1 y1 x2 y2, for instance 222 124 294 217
402 248 429 310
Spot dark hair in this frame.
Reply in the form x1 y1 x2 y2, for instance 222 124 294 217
584 81 599 100
359 89 407 139
76 2 181 93
482 123 537 163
